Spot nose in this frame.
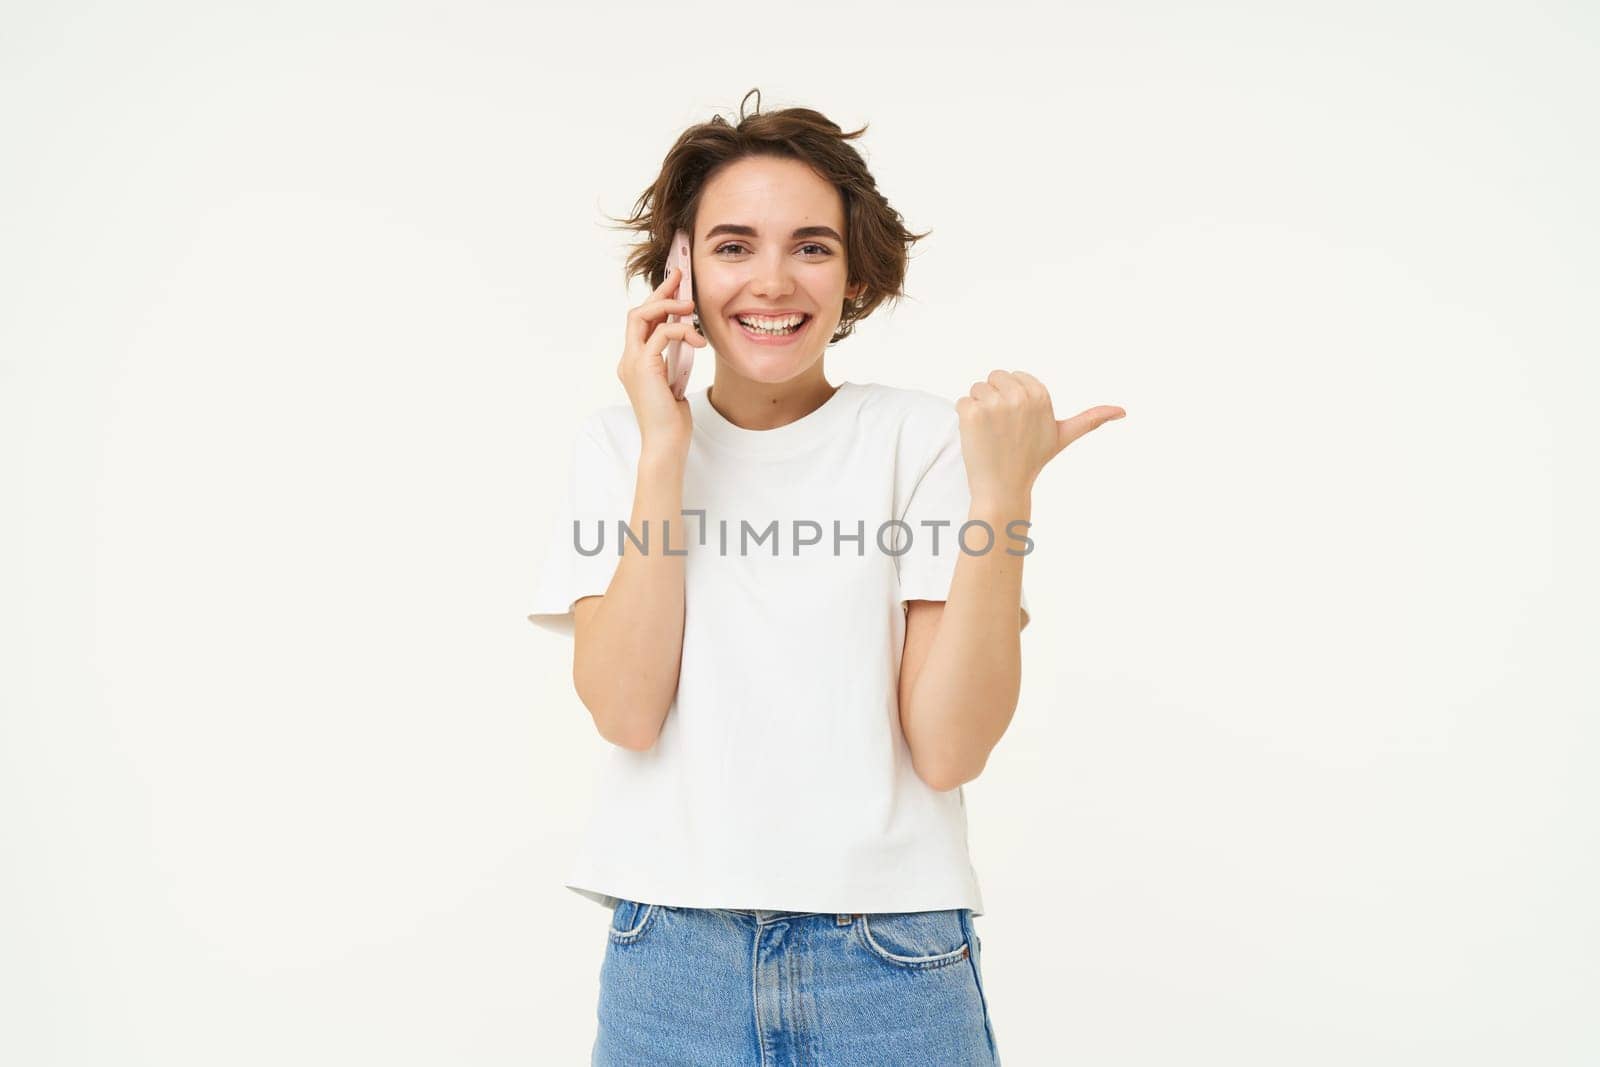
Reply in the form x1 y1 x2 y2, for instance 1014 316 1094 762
749 249 796 300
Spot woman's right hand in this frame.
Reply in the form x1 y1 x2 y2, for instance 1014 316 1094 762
617 265 707 458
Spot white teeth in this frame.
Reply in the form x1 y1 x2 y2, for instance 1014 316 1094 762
737 314 806 335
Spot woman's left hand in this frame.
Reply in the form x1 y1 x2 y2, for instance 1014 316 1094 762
956 370 1126 503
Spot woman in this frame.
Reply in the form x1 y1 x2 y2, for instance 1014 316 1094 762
528 88 1125 1066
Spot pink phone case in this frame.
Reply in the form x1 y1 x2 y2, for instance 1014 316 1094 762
664 228 695 400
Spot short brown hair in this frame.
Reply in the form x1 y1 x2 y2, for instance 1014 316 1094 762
605 88 931 345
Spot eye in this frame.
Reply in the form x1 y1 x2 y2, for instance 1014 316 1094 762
713 242 834 257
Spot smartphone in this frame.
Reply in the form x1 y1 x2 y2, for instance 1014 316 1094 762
663 228 696 400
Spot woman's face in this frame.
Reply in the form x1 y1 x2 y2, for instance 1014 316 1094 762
691 155 863 386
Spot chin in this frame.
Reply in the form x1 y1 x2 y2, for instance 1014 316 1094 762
726 350 825 385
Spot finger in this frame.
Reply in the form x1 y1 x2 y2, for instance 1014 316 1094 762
1011 371 1050 404
652 265 682 297
1054 405 1127 451
642 320 708 361
969 381 999 402
639 296 696 326
629 267 687 347
629 295 697 347
985 370 1028 404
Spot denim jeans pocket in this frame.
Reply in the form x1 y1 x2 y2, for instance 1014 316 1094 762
607 899 660 946
856 909 972 970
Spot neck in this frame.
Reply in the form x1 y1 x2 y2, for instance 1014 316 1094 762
706 368 838 431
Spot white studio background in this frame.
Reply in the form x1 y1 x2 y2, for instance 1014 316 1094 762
3 2 1595 1064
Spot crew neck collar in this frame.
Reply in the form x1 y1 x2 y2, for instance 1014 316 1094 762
690 381 861 459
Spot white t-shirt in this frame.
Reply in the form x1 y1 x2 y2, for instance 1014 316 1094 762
527 380 1031 918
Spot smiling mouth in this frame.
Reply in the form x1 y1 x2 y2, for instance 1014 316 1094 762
733 314 811 337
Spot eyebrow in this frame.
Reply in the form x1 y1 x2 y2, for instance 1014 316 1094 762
703 223 845 244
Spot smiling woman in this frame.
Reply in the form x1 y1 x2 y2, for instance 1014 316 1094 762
530 87 1031 1066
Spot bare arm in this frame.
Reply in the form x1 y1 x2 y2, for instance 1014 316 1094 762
570 255 707 750
571 448 688 751
900 367 1124 788
899 492 1028 790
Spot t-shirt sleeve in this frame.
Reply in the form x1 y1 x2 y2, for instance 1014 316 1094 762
526 415 633 638
893 408 1032 633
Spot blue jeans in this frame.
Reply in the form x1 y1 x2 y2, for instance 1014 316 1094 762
592 899 1001 1065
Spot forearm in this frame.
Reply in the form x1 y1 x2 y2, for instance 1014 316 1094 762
902 493 1029 788
574 449 688 749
